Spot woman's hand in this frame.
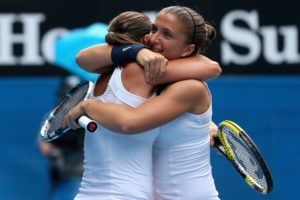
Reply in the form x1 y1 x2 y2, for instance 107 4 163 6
136 48 168 83
63 101 86 130
209 121 222 155
209 121 218 148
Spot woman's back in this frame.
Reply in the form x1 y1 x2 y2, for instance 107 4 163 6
93 63 155 99
76 66 158 200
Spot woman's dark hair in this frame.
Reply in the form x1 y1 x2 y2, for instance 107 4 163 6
105 11 152 45
160 6 216 54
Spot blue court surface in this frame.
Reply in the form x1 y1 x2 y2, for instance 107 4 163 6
0 75 299 200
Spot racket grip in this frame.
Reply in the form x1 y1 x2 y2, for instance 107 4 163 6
78 116 98 133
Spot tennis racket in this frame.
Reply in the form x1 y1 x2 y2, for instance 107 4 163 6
214 120 273 194
40 81 99 141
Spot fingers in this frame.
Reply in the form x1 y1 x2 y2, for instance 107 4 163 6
63 112 80 130
153 58 163 82
209 133 222 156
149 59 158 82
144 64 150 82
159 58 168 78
209 121 223 156
143 56 161 83
68 115 81 130
63 105 83 130
137 49 167 83
148 55 167 83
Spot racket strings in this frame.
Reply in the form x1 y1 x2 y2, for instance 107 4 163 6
46 84 89 133
222 126 267 189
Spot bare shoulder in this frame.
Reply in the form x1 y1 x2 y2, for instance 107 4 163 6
167 80 210 113
168 79 207 93
164 79 208 101
123 62 144 75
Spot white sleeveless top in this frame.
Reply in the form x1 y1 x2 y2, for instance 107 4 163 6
153 83 220 200
75 67 159 200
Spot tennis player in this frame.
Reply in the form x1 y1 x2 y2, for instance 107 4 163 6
66 7 220 200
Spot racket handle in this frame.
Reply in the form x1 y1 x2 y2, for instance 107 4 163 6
78 116 98 133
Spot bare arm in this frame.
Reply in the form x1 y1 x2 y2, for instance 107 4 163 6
153 54 221 84
75 44 113 74
76 44 221 81
64 80 207 134
136 49 221 83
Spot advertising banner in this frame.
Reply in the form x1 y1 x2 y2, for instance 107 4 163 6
0 0 299 76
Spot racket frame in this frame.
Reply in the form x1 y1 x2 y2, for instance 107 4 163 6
214 120 273 194
40 81 98 141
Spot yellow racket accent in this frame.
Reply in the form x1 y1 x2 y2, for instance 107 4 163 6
221 120 241 136
216 129 235 161
216 120 273 194
245 175 255 187
245 175 266 193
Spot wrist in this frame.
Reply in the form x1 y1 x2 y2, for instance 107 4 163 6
136 48 148 66
111 44 145 65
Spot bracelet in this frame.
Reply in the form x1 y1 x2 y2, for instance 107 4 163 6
111 44 145 65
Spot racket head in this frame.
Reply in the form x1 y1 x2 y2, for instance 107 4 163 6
215 120 273 194
40 81 93 141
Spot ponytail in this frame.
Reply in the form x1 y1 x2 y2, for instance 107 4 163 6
199 23 216 53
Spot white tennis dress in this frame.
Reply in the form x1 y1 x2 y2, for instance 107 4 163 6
74 67 159 200
153 84 220 200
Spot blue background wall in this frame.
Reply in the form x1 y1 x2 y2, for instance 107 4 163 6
0 77 59 199
208 76 300 200
1 75 299 199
